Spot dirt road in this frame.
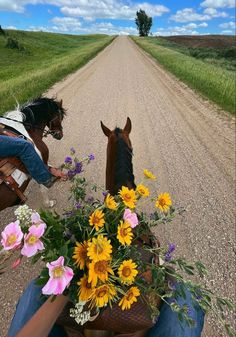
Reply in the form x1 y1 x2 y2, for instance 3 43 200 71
0 36 235 337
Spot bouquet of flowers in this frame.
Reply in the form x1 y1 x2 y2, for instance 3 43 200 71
0 150 234 336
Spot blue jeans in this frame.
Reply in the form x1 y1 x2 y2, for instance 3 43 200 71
7 280 68 337
7 280 204 337
148 287 204 337
0 135 52 185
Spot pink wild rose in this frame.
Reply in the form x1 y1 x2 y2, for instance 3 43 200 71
21 223 45 257
123 209 139 228
31 212 47 230
42 256 74 295
1 221 23 250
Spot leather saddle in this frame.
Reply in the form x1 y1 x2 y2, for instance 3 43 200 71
0 125 29 202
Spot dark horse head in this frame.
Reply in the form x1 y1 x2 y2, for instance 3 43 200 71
101 117 136 195
20 96 66 140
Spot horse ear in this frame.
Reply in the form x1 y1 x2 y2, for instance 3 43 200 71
59 99 63 108
123 117 132 134
101 121 111 137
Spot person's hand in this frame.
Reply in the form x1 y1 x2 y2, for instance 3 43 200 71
49 167 68 180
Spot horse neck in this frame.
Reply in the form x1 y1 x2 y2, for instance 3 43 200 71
28 124 49 164
106 136 136 196
106 140 117 196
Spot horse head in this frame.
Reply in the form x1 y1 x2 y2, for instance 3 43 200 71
101 117 136 195
20 96 66 140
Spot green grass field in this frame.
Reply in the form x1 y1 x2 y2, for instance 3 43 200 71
132 36 235 115
0 30 115 115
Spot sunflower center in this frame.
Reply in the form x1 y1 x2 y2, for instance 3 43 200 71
97 287 107 298
158 198 166 207
28 235 38 245
93 216 100 224
126 291 134 301
124 194 131 201
80 247 87 259
7 234 17 245
94 261 108 273
53 266 64 278
122 266 131 277
120 227 128 237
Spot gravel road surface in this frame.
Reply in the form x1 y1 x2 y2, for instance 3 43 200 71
0 36 235 337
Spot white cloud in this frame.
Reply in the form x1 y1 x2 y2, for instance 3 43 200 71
221 29 233 33
51 16 81 32
198 22 208 27
0 0 169 20
60 1 169 20
170 8 211 22
203 7 228 17
0 0 40 13
171 7 228 22
219 21 236 28
154 22 208 36
30 18 138 35
6 25 17 29
200 0 235 8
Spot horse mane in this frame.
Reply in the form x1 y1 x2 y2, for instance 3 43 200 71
19 96 66 127
114 128 136 192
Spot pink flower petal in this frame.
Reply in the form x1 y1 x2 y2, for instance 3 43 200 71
28 224 45 237
123 209 139 228
1 221 23 250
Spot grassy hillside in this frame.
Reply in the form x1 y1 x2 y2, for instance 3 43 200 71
132 36 235 114
155 36 236 71
0 30 115 115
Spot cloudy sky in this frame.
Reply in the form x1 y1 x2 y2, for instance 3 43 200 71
0 0 235 36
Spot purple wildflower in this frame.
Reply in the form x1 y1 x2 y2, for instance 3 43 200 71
86 196 94 204
102 191 108 197
165 243 176 262
168 243 176 253
165 253 172 262
67 170 76 179
75 162 83 174
64 156 73 164
88 154 95 161
75 202 82 209
70 147 76 155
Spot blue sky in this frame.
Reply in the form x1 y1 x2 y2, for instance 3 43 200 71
0 0 235 35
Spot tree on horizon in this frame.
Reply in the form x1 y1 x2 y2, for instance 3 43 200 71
135 9 152 37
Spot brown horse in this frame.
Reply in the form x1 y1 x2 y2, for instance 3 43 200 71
101 117 136 196
0 96 66 211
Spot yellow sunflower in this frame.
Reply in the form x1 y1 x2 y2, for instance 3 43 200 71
88 260 114 287
91 283 116 308
118 286 140 310
77 275 93 301
119 186 136 209
87 235 112 262
73 240 88 269
89 209 105 231
117 220 133 246
143 169 156 180
155 193 172 213
136 184 150 197
118 259 138 284
105 194 118 210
